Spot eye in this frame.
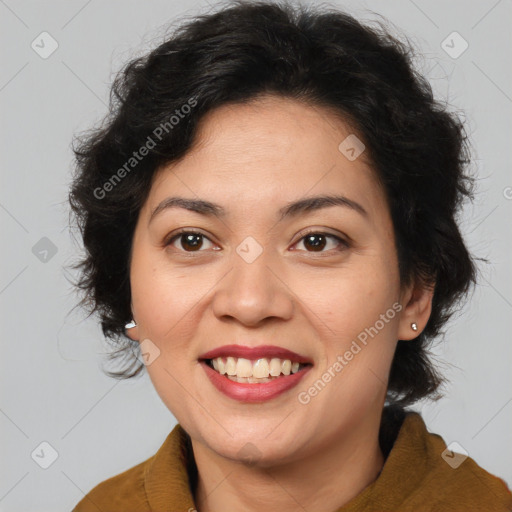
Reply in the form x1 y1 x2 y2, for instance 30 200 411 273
165 229 216 252
292 230 349 254
164 229 349 254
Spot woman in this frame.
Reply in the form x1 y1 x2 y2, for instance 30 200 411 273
69 1 512 510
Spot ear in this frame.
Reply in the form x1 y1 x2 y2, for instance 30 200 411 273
125 322 140 342
397 277 435 340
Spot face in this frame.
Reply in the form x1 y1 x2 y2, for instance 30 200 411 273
127 95 427 467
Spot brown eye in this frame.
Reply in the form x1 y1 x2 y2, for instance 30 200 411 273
164 229 348 255
166 230 215 252
294 232 348 253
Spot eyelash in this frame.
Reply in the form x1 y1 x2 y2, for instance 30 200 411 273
164 228 349 255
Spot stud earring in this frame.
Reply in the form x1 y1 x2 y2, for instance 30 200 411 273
411 322 418 332
125 320 137 329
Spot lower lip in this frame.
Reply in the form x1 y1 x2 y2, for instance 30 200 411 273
199 361 312 403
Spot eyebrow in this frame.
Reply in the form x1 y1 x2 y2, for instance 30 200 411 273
149 194 368 225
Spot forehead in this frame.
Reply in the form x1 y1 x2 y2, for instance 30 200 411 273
145 95 387 222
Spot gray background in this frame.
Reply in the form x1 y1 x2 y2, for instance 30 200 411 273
0 0 511 510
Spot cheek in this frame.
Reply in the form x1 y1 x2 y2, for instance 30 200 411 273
305 255 401 383
129 252 208 416
130 248 210 341
311 262 398 335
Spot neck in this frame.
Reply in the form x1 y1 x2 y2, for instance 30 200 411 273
192 409 385 512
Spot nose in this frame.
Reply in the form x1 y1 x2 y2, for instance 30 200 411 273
211 246 294 327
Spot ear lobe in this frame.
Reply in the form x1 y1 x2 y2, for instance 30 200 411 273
125 322 140 341
397 279 435 340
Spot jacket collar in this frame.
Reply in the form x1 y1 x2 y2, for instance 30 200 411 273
142 406 512 511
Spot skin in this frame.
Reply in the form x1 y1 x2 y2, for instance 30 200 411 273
126 95 434 512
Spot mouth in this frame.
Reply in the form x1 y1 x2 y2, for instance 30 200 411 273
202 356 313 383
198 344 313 383
197 344 313 402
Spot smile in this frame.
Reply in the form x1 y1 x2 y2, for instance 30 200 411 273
198 344 313 402
205 356 310 383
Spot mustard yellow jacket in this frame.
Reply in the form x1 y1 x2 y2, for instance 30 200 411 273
73 408 512 511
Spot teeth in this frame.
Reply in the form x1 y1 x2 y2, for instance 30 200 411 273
253 358 270 378
227 375 275 383
226 356 237 376
209 357 306 379
269 358 282 376
236 358 253 378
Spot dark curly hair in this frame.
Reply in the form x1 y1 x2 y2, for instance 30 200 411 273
68 0 478 407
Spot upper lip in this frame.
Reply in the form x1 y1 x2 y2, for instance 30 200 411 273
198 344 313 364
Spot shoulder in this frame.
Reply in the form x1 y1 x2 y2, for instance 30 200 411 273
72 456 153 512
403 412 512 511
424 448 512 510
71 424 192 512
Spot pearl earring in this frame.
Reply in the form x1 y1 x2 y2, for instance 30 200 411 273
125 320 137 329
411 322 418 332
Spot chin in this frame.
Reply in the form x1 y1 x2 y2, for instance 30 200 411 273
203 426 306 467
